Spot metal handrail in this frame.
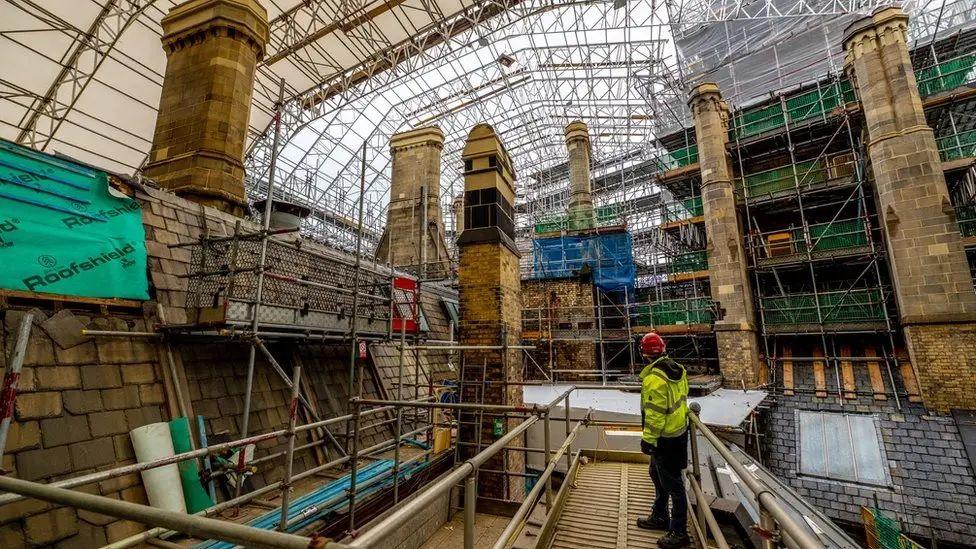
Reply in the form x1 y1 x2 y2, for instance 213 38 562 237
689 404 825 549
492 410 592 549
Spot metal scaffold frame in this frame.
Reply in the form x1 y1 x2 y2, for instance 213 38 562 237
727 72 904 404
0 380 830 549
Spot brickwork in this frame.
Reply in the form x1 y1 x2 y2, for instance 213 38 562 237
522 279 596 380
765 359 976 545
142 0 268 216
843 7 976 411
375 127 452 277
689 83 760 386
0 310 168 546
458 124 524 501
565 121 595 230
903 323 976 413
458 243 525 500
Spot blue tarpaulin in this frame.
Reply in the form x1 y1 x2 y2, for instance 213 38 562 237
530 231 636 293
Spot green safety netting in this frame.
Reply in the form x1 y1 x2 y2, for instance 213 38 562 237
534 204 620 234
667 250 708 275
0 139 149 300
653 144 699 173
793 218 868 254
915 54 976 97
761 288 885 325
938 129 976 162
661 197 703 223
861 507 924 549
636 297 714 326
957 205 976 238
739 159 826 198
732 80 855 139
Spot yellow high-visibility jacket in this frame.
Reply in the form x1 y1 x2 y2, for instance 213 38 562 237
639 356 690 446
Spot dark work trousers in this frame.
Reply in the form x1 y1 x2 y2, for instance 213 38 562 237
649 430 689 534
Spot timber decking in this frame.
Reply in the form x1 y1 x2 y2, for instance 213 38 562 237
551 459 665 549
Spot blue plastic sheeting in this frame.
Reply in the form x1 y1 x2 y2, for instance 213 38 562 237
195 459 429 548
530 232 636 292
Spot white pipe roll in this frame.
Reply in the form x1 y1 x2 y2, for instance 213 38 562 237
129 422 186 513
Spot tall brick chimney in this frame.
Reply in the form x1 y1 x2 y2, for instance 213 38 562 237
689 83 761 387
844 7 976 412
565 120 595 231
142 0 268 216
375 126 451 276
457 123 524 501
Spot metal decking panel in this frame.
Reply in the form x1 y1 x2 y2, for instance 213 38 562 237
551 460 663 549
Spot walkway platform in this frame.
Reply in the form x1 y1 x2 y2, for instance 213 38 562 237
539 450 665 549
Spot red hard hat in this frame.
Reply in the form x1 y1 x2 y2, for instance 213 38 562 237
640 332 666 356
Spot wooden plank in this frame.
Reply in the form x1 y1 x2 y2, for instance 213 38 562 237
782 344 794 396
617 463 629 549
840 345 856 399
812 346 827 398
0 288 142 309
864 344 887 400
896 346 923 403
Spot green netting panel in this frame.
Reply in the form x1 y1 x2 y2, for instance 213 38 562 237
794 218 868 253
672 145 699 167
647 297 714 325
733 103 786 139
784 80 858 124
938 129 976 162
668 251 708 274
864 507 923 549
916 54 976 97
661 197 703 223
595 205 618 224
742 160 825 198
534 205 620 234
654 145 700 172
762 289 885 325
957 205 976 238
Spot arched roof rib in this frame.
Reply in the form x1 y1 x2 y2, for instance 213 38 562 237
4 0 963 258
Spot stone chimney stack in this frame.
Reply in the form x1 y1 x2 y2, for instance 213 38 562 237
457 124 524 501
142 0 268 216
375 126 451 276
452 194 464 240
565 120 595 231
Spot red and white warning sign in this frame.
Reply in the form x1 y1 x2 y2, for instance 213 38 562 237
358 340 367 359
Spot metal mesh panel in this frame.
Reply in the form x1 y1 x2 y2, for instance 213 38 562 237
186 236 391 328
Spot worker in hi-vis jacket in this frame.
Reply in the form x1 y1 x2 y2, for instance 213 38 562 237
636 332 691 549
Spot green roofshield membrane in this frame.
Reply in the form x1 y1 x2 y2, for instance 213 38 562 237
0 140 148 300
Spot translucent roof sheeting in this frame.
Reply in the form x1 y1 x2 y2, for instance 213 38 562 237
1 0 968 256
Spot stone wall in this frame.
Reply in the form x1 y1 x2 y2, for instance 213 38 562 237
765 359 976 545
522 278 596 380
0 309 169 547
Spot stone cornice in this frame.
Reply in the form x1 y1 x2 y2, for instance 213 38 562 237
390 126 445 153
161 0 268 58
